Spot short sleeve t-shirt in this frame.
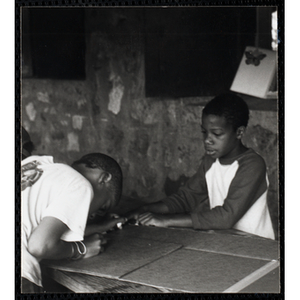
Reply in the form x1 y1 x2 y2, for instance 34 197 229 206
21 156 94 287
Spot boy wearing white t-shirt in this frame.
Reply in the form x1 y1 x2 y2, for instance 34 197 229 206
21 152 124 292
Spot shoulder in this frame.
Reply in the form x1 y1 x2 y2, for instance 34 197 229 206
237 148 267 172
238 148 266 165
21 155 54 166
23 155 92 190
53 163 93 190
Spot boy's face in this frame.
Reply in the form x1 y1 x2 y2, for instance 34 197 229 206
201 114 244 160
73 164 114 215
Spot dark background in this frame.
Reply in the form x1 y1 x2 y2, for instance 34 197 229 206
22 7 275 97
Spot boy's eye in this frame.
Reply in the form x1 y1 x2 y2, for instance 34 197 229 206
213 131 223 137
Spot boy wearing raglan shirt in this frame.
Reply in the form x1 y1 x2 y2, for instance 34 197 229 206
126 94 275 240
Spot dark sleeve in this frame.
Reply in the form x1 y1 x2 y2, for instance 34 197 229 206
191 153 268 230
161 158 210 213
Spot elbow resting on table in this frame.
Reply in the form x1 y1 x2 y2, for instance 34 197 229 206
213 207 239 229
27 238 56 260
194 210 237 230
215 214 237 229
219 222 234 230
222 218 239 230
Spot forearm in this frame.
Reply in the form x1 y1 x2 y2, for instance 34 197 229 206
28 239 74 261
85 216 127 236
143 201 170 214
138 212 193 228
85 224 105 236
126 201 171 221
164 214 193 228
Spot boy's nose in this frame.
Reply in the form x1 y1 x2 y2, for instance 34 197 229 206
204 136 213 145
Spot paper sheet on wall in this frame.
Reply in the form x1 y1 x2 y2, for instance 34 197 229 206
108 75 124 115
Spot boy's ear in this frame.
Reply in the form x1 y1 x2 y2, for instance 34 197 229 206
236 126 246 139
99 172 112 184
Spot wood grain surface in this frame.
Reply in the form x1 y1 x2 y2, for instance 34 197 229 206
108 225 279 260
43 224 279 293
43 234 182 279
122 248 269 293
43 268 168 293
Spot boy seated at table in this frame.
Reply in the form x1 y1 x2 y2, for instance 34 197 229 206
126 93 275 240
21 151 125 293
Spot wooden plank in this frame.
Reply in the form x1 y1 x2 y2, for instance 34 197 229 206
123 248 269 293
46 269 99 293
110 225 279 260
239 266 280 293
223 260 279 293
42 235 182 279
46 269 167 293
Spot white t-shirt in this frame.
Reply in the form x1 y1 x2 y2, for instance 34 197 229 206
21 156 94 287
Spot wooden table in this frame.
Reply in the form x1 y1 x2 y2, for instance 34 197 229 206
42 224 280 293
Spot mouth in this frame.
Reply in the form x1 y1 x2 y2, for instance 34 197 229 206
205 149 216 156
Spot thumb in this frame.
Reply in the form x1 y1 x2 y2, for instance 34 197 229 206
118 217 127 223
113 217 127 225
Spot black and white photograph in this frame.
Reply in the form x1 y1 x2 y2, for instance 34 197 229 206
15 1 284 297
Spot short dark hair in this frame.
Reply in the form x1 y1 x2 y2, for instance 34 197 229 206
202 93 249 130
72 153 123 205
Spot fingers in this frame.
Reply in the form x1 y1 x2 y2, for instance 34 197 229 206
124 208 144 221
91 233 104 240
92 233 107 244
138 212 154 226
98 239 106 254
138 212 152 221
114 217 127 224
100 237 107 245
83 231 110 258
93 234 107 255
124 212 136 221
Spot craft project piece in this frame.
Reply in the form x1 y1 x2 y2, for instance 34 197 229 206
43 236 181 279
109 226 279 261
230 46 277 99
123 248 268 293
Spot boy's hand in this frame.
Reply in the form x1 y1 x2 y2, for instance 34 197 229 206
124 206 147 221
124 202 169 221
83 233 107 259
101 216 127 231
137 212 169 228
84 216 127 236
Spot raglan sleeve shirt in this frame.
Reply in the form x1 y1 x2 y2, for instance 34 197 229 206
161 149 270 232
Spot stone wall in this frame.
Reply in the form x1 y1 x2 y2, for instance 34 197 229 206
21 9 279 236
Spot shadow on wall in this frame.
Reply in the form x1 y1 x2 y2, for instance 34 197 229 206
164 175 190 197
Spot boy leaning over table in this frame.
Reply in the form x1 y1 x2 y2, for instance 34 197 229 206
21 141 126 293
126 93 275 240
